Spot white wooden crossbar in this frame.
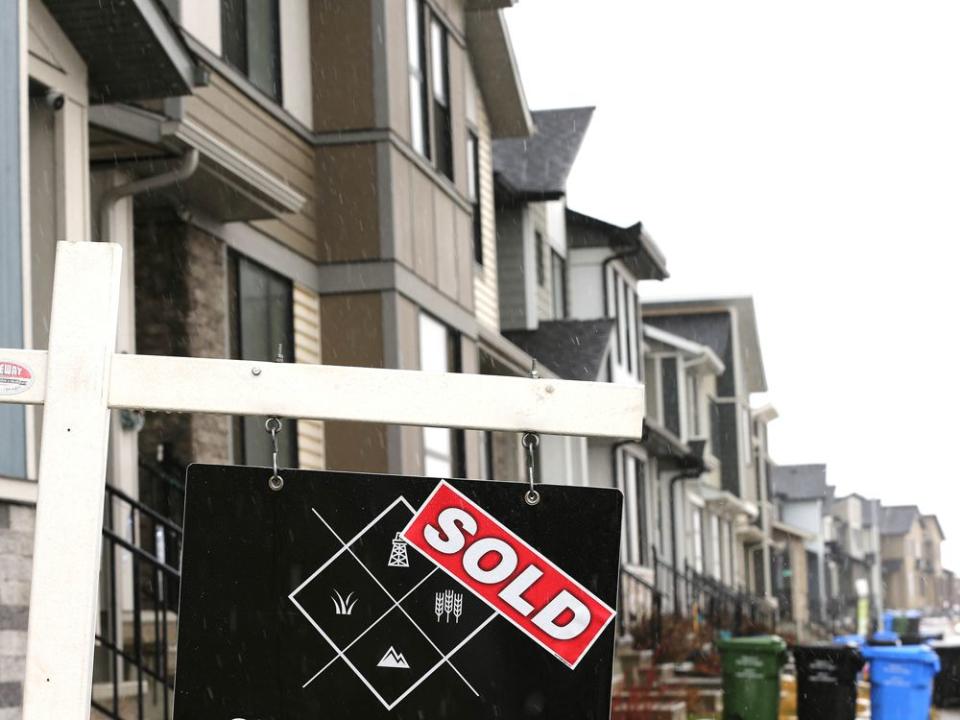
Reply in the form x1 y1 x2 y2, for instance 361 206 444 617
0 348 644 438
5 242 644 719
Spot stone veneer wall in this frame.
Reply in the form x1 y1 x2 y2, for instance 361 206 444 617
0 503 35 719
135 219 231 468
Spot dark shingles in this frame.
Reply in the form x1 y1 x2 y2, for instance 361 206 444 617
770 464 828 501
503 319 614 382
645 314 732 371
493 107 595 198
880 505 921 536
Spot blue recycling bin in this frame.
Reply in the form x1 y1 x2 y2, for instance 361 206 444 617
863 644 940 720
834 634 866 647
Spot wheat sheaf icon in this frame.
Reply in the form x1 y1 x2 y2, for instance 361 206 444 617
331 590 358 616
434 590 463 623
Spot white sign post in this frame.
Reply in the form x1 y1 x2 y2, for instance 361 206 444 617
0 241 644 720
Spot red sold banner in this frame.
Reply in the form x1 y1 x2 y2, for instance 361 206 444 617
402 481 615 669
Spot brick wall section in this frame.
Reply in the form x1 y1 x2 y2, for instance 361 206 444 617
136 220 231 467
0 503 36 720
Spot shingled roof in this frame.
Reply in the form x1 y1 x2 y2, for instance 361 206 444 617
503 319 614 382
770 464 829 501
493 107 594 200
880 506 921 536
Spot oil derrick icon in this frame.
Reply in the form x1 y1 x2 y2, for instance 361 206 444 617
388 532 409 568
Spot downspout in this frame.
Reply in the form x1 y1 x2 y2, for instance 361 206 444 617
98 149 199 242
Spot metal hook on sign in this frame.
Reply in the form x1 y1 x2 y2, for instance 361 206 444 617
522 432 540 506
266 417 284 491
266 343 286 492
522 359 541 506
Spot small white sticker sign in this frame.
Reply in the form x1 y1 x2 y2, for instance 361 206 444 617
0 362 34 396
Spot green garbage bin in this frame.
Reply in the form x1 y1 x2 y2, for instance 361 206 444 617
718 635 788 720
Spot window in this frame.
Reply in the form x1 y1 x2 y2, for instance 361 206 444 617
626 285 636 373
550 250 566 318
221 0 282 100
661 357 680 436
709 514 721 579
616 275 627 364
635 458 648 566
468 130 482 264
535 231 545 287
686 372 701 437
430 17 453 179
230 254 296 467
691 507 704 574
419 313 464 477
407 0 429 157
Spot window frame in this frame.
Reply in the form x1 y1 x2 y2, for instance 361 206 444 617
535 231 545 287
550 249 566 319
229 252 298 467
406 0 430 159
429 13 453 180
220 0 283 102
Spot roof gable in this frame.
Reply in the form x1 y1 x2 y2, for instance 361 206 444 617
493 107 594 199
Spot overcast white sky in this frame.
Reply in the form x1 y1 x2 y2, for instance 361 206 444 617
506 1 960 569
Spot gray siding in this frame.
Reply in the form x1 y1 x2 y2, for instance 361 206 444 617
0 3 25 478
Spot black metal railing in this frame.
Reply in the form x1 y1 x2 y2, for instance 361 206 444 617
619 564 663 648
92 482 182 720
652 556 774 634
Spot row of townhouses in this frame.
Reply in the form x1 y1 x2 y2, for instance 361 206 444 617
0 1 955 717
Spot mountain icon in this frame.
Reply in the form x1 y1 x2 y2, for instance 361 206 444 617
377 646 410 669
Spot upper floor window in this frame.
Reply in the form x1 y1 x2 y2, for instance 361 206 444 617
686 372 701 437
230 254 297 467
221 0 282 100
535 231 545 286
407 0 430 158
551 250 566 318
661 357 681 437
467 130 482 264
430 17 453 180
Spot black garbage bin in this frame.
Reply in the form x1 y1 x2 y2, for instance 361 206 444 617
793 644 865 720
933 642 960 708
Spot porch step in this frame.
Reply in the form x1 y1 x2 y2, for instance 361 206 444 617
611 695 686 720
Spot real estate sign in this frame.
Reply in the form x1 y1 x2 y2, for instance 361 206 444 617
173 465 622 720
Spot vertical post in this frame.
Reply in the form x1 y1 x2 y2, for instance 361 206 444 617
22 241 123 720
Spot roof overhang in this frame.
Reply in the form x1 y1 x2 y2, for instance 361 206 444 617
701 486 759 519
44 0 198 103
643 325 725 375
477 327 559 380
89 103 305 221
465 10 534 138
643 296 767 393
566 209 669 281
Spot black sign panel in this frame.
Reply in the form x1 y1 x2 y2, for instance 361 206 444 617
174 465 622 720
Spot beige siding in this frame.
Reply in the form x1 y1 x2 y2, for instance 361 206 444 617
311 0 376 132
321 293 388 472
472 101 499 331
315 143 381 262
294 285 324 470
184 71 317 260
393 152 474 312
